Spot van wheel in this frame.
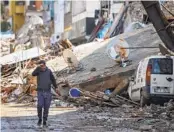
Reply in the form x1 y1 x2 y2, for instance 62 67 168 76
140 91 149 107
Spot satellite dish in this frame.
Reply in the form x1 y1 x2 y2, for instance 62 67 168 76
107 38 130 62
63 49 79 68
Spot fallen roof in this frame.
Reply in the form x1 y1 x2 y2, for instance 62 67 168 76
28 25 162 87
55 25 161 86
0 47 46 65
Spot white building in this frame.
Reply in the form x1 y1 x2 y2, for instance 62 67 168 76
64 0 100 44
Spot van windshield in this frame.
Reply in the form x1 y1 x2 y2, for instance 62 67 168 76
150 58 173 75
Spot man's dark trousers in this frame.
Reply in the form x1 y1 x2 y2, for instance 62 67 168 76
37 91 52 121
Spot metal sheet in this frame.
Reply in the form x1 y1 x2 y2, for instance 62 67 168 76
0 47 46 65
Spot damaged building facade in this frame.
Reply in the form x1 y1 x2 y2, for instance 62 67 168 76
1 1 174 131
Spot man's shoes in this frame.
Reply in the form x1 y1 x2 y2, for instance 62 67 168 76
43 121 47 128
37 119 42 126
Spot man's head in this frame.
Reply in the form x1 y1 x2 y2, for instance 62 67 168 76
38 60 46 71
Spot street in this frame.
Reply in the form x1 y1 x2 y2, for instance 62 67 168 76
1 1 174 132
1 103 174 132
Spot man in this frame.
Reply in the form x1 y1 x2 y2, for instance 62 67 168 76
32 60 59 127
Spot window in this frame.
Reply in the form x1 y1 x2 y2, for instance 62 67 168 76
151 58 173 75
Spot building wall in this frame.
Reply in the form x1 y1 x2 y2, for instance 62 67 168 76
65 0 100 42
72 0 86 16
64 1 72 29
72 0 100 23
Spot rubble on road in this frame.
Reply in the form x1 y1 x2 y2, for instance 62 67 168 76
1 25 161 107
1 100 174 132
68 89 139 107
77 100 174 132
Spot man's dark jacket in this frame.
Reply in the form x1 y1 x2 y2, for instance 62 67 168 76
32 67 57 91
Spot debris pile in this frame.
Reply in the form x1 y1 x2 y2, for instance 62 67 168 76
16 15 45 45
0 16 51 57
0 16 74 106
0 39 11 57
162 1 174 19
127 1 146 23
1 72 37 104
68 89 139 108
0 48 48 104
76 100 174 132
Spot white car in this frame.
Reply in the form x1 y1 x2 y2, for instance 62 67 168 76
128 55 174 107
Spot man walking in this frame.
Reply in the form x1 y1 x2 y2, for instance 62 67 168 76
32 60 58 127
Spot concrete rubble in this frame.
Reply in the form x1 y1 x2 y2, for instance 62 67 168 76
1 100 174 132
1 6 174 132
127 1 146 23
43 25 160 91
1 24 161 106
0 16 50 58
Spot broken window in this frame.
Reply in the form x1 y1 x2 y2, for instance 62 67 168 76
151 58 173 75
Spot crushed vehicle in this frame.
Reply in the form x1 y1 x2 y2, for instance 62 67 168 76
128 55 174 107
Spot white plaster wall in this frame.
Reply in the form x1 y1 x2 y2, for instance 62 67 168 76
72 0 100 23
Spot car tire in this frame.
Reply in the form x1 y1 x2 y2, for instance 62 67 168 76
140 91 149 107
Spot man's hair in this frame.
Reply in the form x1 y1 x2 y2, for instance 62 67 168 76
56 35 59 39
38 60 46 65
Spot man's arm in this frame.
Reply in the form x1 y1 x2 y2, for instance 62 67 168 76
32 67 40 76
50 70 57 88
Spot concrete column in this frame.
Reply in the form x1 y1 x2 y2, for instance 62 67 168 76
54 0 64 36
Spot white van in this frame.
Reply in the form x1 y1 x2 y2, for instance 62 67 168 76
128 55 174 107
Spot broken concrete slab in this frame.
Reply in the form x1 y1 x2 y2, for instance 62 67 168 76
41 25 160 91
0 47 46 65
16 15 43 39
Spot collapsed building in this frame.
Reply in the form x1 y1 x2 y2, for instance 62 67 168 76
1 1 173 106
